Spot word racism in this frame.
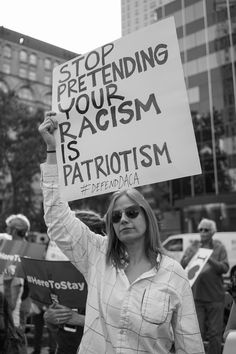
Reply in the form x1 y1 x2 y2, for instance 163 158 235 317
57 42 168 103
27 275 85 291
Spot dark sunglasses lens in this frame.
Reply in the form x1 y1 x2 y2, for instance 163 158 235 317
111 206 140 223
125 206 140 219
199 228 209 232
111 211 122 223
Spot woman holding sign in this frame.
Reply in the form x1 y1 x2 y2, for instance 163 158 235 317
39 112 204 354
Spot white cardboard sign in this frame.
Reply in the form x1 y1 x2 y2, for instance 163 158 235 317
185 248 213 287
52 17 201 201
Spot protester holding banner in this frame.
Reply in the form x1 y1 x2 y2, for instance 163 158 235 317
43 209 105 354
224 273 236 340
3 214 31 354
181 218 229 354
39 112 205 354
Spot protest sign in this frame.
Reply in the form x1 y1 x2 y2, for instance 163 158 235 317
185 248 213 287
52 16 201 201
21 258 87 309
0 239 46 276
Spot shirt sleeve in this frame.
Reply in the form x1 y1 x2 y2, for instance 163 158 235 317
208 242 229 274
180 242 198 269
40 163 106 281
171 267 205 354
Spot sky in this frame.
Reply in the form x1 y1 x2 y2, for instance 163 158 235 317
1 0 122 55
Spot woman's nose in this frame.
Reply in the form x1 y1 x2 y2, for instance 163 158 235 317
120 212 128 223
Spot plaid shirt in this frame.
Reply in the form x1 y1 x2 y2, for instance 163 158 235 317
41 163 205 354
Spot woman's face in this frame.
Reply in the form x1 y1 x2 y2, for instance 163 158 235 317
112 194 147 245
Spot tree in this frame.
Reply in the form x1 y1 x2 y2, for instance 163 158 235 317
0 90 46 232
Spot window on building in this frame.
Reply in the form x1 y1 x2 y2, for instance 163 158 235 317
174 10 182 28
29 53 37 66
3 63 10 74
194 1 204 20
29 70 37 81
185 4 195 23
188 87 200 104
44 58 51 70
3 45 12 58
53 61 60 68
17 87 34 101
0 81 8 93
150 1 156 9
19 67 27 78
19 50 28 62
44 76 51 85
43 93 52 106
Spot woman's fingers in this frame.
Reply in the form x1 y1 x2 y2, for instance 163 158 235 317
38 111 58 147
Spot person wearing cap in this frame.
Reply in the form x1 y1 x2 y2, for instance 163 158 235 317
181 218 229 354
3 213 31 354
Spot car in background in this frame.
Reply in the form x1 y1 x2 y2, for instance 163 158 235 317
162 232 236 279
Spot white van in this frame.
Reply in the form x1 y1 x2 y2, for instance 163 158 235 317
162 232 236 278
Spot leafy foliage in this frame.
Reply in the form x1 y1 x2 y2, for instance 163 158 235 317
0 90 46 232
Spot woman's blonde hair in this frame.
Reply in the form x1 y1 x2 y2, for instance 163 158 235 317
105 188 163 268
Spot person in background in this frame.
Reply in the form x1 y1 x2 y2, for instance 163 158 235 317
43 209 106 354
29 234 57 354
181 218 229 354
38 111 205 354
3 214 31 354
224 302 236 341
224 273 236 340
0 233 12 294
30 299 57 354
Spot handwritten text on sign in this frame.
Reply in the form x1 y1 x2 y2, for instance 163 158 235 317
52 17 201 201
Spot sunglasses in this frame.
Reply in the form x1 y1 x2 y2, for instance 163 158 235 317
198 228 210 232
111 205 141 223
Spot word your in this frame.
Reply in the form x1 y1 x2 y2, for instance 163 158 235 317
27 276 85 291
63 142 172 186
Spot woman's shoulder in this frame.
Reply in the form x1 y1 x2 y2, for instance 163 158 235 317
159 254 188 280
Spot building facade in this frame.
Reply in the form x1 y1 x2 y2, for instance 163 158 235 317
0 27 78 219
121 0 236 234
0 26 78 109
